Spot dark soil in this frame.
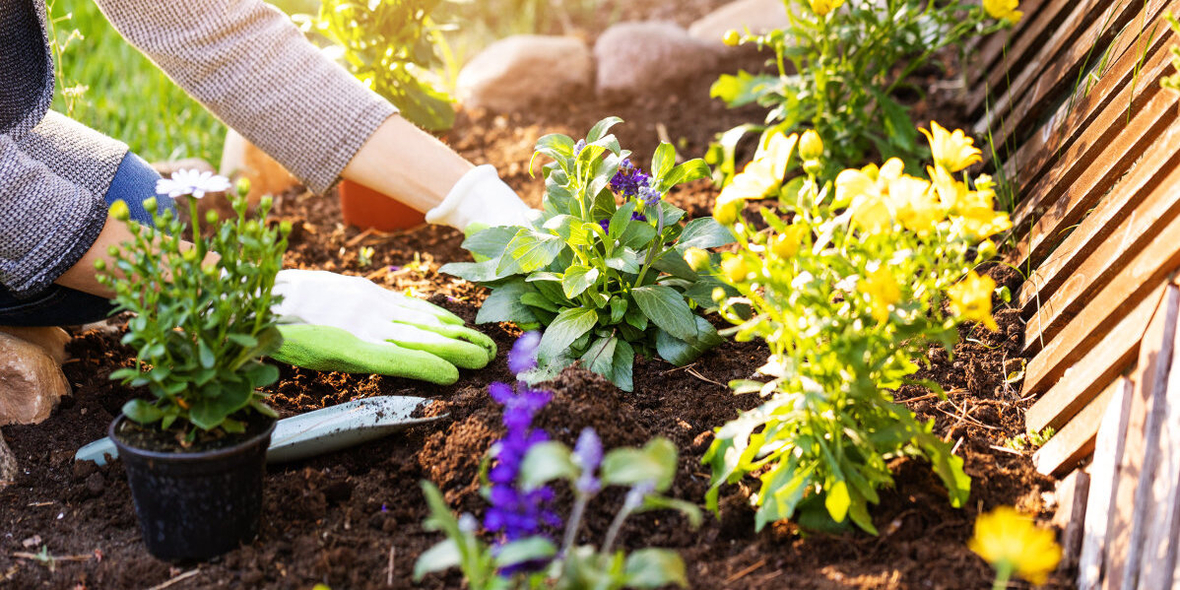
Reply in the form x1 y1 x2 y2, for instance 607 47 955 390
0 19 1069 590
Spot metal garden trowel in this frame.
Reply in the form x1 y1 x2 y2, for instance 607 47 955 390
74 396 444 466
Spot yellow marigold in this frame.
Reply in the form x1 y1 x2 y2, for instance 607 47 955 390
860 267 900 323
889 174 942 234
983 0 1023 23
949 271 999 331
838 159 906 233
968 506 1061 585
809 0 845 16
954 184 1012 239
921 121 982 173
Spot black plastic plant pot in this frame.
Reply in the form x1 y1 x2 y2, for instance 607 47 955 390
108 414 276 562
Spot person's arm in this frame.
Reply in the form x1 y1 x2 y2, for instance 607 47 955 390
341 115 471 213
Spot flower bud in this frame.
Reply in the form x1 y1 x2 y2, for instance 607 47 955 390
975 239 997 261
107 245 121 258
713 198 742 226
236 177 251 197
723 29 741 46
684 247 711 271
206 210 219 225
108 200 130 222
773 228 801 259
712 287 726 302
799 130 824 160
721 255 749 283
182 248 198 262
93 259 107 272
280 220 293 236
143 197 158 214
803 159 823 177
260 195 273 210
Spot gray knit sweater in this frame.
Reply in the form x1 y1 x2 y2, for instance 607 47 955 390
0 0 397 298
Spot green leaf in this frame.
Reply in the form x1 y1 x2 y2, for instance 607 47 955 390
659 159 712 192
631 285 698 341
537 307 598 362
609 201 637 238
580 336 618 379
609 298 628 324
477 281 540 325
493 537 557 569
601 437 678 491
413 540 462 581
612 339 635 392
519 441 576 489
656 317 723 366
520 292 562 313
462 226 521 259
639 495 703 528
502 230 566 274
122 399 165 424
606 250 643 274
652 142 676 179
624 549 688 588
709 70 780 107
652 250 698 281
440 258 516 283
562 266 600 299
678 217 736 250
586 116 623 143
619 222 658 251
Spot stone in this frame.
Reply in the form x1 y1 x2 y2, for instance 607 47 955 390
687 0 790 46
0 326 69 364
457 35 594 113
217 128 300 214
0 331 70 426
594 22 723 98
0 432 15 489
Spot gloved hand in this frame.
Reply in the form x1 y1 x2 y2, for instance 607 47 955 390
425 164 539 232
268 270 496 384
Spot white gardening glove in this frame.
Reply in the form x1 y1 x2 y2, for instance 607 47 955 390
425 164 538 231
269 270 496 384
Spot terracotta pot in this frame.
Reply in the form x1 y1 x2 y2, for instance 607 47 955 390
338 180 427 231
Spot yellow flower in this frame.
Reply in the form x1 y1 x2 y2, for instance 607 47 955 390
889 175 942 233
860 267 900 323
954 184 1012 239
809 0 845 16
799 130 824 160
721 255 750 283
949 271 999 331
921 121 982 173
838 159 914 234
968 506 1061 585
983 0 1023 23
723 29 741 46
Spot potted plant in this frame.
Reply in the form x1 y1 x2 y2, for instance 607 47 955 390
294 0 455 231
96 172 290 561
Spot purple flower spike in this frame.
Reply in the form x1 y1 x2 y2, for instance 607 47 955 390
573 428 603 494
573 139 587 156
610 158 653 199
508 331 541 376
638 185 662 206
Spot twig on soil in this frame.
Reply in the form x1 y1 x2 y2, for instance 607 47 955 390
989 444 1026 456
951 437 964 455
659 363 695 375
723 559 766 584
686 367 725 387
26 501 53 507
345 227 379 248
756 570 784 584
900 387 969 404
365 266 392 281
386 545 395 587
145 568 200 590
934 405 1000 431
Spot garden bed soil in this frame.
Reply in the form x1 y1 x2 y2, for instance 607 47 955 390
1 31 1067 590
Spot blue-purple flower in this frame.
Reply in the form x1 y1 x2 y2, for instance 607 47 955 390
610 158 652 199
573 139 587 156
638 185 662 207
507 330 541 375
573 428 603 495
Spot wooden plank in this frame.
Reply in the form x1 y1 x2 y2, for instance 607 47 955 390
1000 10 1177 195
1023 281 1162 408
971 0 1130 140
1015 114 1180 315
962 0 1057 88
965 0 1070 93
1054 468 1091 571
1033 378 1122 476
1019 130 1180 347
1102 285 1178 590
1139 313 1180 588
1078 375 1135 590
967 0 1099 118
1021 152 1180 358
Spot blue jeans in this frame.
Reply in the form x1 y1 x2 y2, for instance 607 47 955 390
0 153 175 327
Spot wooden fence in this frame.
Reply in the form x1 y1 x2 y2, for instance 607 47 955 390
968 0 1180 586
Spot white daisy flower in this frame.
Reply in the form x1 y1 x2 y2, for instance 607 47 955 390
155 169 232 199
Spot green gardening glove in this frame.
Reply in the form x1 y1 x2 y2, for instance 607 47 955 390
269 270 495 384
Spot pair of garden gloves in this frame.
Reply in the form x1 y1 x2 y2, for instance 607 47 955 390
269 166 537 384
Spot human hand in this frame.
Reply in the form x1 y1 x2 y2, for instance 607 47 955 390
425 164 539 232
268 270 495 384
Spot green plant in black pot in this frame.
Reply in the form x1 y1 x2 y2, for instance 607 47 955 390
97 171 290 561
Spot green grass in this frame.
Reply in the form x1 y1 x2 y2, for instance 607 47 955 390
46 0 225 164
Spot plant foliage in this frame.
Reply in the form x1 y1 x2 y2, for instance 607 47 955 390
296 0 457 131
707 0 1014 182
698 124 1010 533
98 185 289 434
442 118 734 391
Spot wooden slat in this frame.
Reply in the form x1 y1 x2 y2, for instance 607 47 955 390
977 0 1156 147
967 0 1052 88
1102 285 1178 590
1138 316 1180 588
1033 378 1124 476
965 0 1070 94
1020 129 1180 349
1077 373 1134 590
1054 468 1091 570
1001 8 1177 195
1016 113 1180 315
1023 277 1163 421
966 0 1096 117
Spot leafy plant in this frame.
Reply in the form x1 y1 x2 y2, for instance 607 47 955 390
707 0 1015 183
441 118 734 391
295 0 457 132
98 174 290 434
697 124 1010 533
414 334 699 589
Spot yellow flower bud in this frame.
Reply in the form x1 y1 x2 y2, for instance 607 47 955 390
773 226 803 259
206 210 219 225
799 130 824 160
976 239 997 261
236 177 251 197
108 200 130 222
723 29 741 46
713 198 743 226
684 247 711 271
721 255 749 283
808 0 844 16
280 220 294 236
142 197 158 214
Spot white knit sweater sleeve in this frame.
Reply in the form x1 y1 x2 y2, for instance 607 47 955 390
92 0 398 194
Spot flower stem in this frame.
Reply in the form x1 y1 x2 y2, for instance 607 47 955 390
991 565 1012 590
